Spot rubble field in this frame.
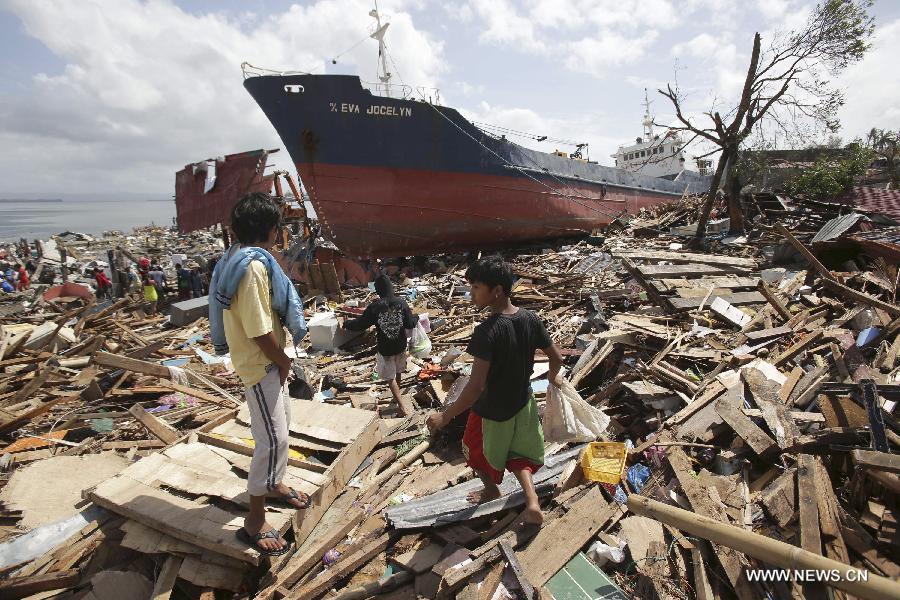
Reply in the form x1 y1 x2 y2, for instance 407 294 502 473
0 195 898 600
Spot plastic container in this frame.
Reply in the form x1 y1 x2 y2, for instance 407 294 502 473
580 442 627 484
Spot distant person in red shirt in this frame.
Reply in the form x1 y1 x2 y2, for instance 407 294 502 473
93 267 112 300
16 266 29 290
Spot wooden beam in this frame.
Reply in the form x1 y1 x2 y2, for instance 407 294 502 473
286 533 390 600
715 398 777 457
0 569 81 599
667 447 756 599
94 350 171 378
772 329 824 367
797 454 822 555
774 223 835 281
627 495 900 600
820 278 900 316
756 281 792 320
128 403 179 444
499 541 534 600
151 555 183 600
518 486 614 588
852 449 900 473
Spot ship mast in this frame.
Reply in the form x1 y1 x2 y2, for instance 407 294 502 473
369 2 392 96
641 88 654 139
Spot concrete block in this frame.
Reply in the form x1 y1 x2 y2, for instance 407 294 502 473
170 295 209 326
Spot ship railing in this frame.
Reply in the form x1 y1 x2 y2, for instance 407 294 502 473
241 62 310 80
362 80 441 105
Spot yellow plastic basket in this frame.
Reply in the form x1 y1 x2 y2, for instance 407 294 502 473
580 442 627 484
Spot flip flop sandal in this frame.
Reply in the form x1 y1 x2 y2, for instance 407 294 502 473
277 488 311 509
236 527 291 556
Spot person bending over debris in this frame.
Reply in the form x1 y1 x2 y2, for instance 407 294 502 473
93 267 112 300
426 256 563 526
342 274 417 407
208 192 308 556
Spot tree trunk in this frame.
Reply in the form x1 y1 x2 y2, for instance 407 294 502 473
691 149 729 248
723 149 745 234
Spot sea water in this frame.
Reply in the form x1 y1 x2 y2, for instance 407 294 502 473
0 198 176 241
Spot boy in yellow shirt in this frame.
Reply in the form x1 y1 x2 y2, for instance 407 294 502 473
210 193 308 555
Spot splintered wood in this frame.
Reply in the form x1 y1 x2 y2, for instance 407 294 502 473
4 200 900 600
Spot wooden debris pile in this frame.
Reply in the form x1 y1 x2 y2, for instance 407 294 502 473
1 207 899 599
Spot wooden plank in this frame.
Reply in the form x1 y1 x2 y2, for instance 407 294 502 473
89 467 290 566
500 541 534 600
714 397 777 457
813 457 851 599
636 263 728 277
745 325 792 341
743 367 800 449
392 542 446 575
615 249 757 269
821 278 900 316
293 416 381 547
708 296 753 326
778 366 805 403
658 276 759 291
266 507 365 595
287 533 390 600
798 454 822 554
477 562 504 600
852 449 900 473
667 447 755 600
151 555 183 600
518 486 614 588
621 258 675 313
771 329 824 367
238 399 375 445
129 403 179 444
671 291 765 311
756 281 792 320
774 223 835 281
0 569 81 599
94 350 171 377
0 361 54 409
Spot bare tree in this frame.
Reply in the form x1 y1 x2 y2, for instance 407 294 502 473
658 0 874 245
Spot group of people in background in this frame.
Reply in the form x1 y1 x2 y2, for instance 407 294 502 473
0 264 31 293
137 258 210 315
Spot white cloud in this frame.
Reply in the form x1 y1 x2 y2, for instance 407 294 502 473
838 17 900 140
466 0 546 52
0 0 444 193
564 30 660 77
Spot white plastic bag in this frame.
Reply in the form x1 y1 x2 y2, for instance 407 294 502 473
542 379 611 443
409 322 432 358
588 536 626 567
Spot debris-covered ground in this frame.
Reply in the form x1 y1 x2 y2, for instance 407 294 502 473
1 192 899 599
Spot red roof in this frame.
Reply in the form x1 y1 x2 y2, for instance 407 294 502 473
838 186 900 221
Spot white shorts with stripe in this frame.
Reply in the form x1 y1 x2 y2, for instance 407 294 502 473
245 366 290 496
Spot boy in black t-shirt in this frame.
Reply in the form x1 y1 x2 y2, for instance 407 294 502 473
343 274 417 407
427 256 563 526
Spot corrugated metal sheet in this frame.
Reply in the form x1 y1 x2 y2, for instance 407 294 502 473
383 445 584 529
810 212 867 244
175 149 276 234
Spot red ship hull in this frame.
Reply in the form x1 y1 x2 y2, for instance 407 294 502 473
300 162 680 258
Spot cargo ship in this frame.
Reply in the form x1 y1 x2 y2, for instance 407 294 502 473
242 10 709 258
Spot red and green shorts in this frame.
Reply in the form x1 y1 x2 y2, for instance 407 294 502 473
463 394 545 485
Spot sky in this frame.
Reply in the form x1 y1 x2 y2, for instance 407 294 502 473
1 0 898 196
